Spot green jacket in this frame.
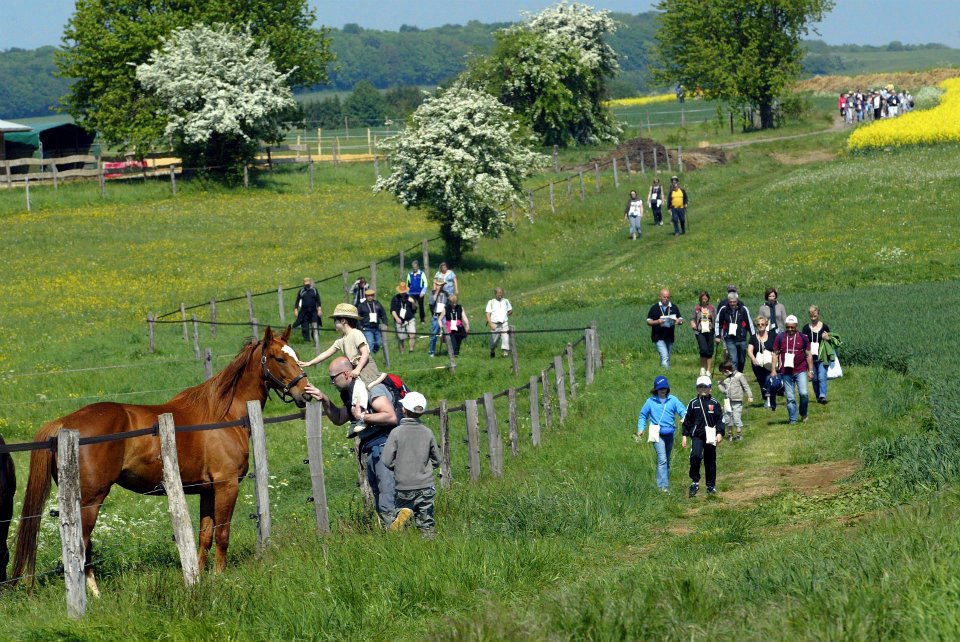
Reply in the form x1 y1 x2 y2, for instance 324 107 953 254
819 334 841 363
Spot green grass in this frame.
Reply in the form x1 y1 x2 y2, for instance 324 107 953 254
0 102 959 639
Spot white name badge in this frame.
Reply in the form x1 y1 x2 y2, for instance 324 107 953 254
728 323 738 336
700 318 710 333
705 426 717 445
647 424 660 443
399 308 407 320
369 312 377 324
723 398 732 413
435 302 444 314
784 353 796 369
811 341 820 356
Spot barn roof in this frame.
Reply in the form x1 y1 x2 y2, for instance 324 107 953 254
0 119 32 133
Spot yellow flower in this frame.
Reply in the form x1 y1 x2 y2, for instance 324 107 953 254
848 77 960 150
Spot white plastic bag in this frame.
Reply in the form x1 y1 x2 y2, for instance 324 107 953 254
827 357 843 379
647 424 661 443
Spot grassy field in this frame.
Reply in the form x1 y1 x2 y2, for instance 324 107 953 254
0 102 959 640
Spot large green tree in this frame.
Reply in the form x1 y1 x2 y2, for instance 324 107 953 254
654 0 833 129
57 0 332 155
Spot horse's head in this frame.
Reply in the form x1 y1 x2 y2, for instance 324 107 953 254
260 326 311 407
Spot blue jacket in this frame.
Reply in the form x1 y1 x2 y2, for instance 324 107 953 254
638 394 687 436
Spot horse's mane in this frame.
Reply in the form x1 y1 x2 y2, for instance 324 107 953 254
169 338 262 420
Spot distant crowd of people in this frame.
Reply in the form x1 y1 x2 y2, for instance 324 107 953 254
839 87 914 125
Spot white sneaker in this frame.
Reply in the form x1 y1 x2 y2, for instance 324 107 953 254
699 368 707 376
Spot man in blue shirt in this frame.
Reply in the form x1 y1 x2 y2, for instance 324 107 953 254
406 260 427 323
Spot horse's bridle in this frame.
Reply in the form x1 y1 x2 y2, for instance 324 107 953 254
260 342 307 405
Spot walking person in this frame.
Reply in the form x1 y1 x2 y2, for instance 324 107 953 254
716 360 753 441
444 294 470 356
802 305 831 404
358 289 386 355
406 259 428 324
485 287 513 358
646 288 684 369
648 177 664 226
624 190 644 240
715 291 754 373
391 282 418 353
427 278 448 357
433 262 459 297
349 276 369 308
382 392 440 539
682 376 725 497
293 277 322 342
667 176 688 236
690 290 716 376
772 315 813 424
637 376 687 492
748 315 777 410
758 287 787 334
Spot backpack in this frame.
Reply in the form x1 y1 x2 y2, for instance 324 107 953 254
381 373 410 423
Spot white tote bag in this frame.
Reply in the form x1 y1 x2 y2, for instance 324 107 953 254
827 357 843 379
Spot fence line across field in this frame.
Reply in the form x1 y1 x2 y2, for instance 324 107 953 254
3 325 601 617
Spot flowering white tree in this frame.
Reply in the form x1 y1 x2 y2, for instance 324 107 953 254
467 2 620 146
136 23 296 174
375 86 547 259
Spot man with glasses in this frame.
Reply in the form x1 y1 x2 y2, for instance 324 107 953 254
772 315 813 424
646 288 684 369
304 356 401 527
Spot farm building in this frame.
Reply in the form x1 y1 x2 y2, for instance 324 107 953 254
0 119 32 161
2 116 96 161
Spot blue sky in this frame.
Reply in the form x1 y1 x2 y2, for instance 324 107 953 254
3 1 959 49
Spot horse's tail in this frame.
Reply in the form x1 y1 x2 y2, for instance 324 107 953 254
11 422 58 584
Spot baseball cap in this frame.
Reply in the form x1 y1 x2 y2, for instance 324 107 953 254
651 375 669 393
785 315 799 325
400 391 427 413
696 375 712 387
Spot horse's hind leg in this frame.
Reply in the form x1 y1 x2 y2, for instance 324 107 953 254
213 478 240 573
80 486 111 598
197 490 215 572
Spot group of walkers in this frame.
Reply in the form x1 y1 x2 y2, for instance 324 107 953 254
839 87 914 125
637 285 841 497
624 175 690 238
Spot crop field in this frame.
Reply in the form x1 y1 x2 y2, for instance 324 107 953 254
848 77 960 149
0 100 959 640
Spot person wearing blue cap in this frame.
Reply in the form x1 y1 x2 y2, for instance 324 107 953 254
637 375 687 492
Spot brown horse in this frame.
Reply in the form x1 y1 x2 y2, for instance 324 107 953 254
12 326 309 594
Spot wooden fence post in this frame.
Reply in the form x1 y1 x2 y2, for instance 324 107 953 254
251 317 259 339
191 315 201 360
98 161 105 198
465 400 481 482
51 161 58 190
246 400 272 557
210 299 217 338
591 321 601 371
509 328 520 375
422 239 430 280
552 144 559 172
309 158 315 190
640 150 646 174
399 250 405 281
305 401 330 534
157 413 200 586
508 388 519 457
529 376 541 446
148 313 155 353
585 328 596 385
541 369 552 430
666 148 672 173
204 348 213 380
342 271 350 302
24 176 30 212
527 189 535 221
594 162 601 192
578 171 585 200
370 262 377 296
653 146 659 173
243 164 249 188
549 182 556 215
180 303 188 341
56 429 86 619
246 290 255 327
624 153 632 174
277 286 286 324
612 157 620 188
439 400 452 489
567 176 572 204
566 343 577 400
170 166 177 196
483 393 502 478
678 145 684 173
554 356 568 423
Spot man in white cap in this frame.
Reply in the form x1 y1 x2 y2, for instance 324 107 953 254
772 314 813 424
681 375 725 497
382 391 440 539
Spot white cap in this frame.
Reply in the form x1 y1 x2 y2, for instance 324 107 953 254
785 315 799 325
400 391 427 413
696 375 712 387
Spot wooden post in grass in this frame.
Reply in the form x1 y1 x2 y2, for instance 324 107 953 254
567 176 572 204
246 400 272 557
309 158 315 190
624 153 631 174
246 291 255 327
191 315 201 360
653 147 659 173
158 413 199 586
554 356 568 423
529 376 541 446
422 239 430 280
243 165 249 188
367 128 372 156
180 303 188 341
439 400 452 489
370 262 377 297
578 171 585 200
640 150 646 174
594 162 601 192
666 148 672 173
210 299 217 338
204 348 213 380
148 313 155 353
508 388 519 457
399 250 405 281
170 166 177 195
305 401 330 534
5 163 11 188
549 182 556 215
591 321 600 371
678 146 683 173
509 329 519 375
527 189 535 221
612 157 619 188
585 328 596 385
566 343 577 400
56 429 85 619
317 128 322 157
483 392 502 477
251 317 259 339
24 176 31 212
541 369 552 430
465 400 481 482
277 286 285 324
98 161 105 198
647 112 652 134
342 271 350 302
552 145 559 172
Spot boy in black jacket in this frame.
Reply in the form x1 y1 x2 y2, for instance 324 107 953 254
682 375 725 497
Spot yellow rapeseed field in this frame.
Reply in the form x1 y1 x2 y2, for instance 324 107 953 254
847 77 960 149
603 93 676 108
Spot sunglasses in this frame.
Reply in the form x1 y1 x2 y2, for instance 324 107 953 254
329 371 348 382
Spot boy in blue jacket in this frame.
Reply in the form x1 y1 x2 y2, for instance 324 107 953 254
637 376 687 491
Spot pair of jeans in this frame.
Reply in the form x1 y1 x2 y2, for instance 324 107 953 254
670 207 686 234
689 437 716 487
364 440 397 526
429 315 442 355
654 339 673 369
723 338 748 372
395 486 436 538
652 432 675 489
782 371 809 422
362 328 382 354
811 359 828 400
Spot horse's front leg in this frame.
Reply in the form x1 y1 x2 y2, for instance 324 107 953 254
212 478 240 573
197 490 215 572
